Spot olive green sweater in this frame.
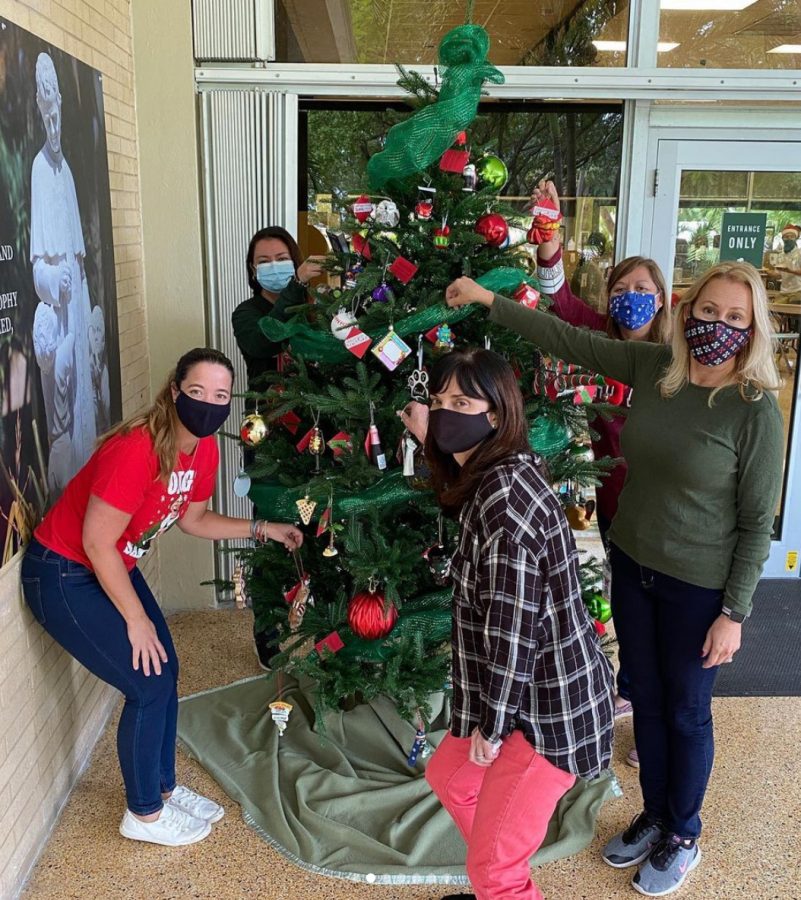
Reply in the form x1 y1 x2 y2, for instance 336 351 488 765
490 294 784 616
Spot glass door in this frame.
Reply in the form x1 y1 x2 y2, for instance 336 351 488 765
649 140 801 578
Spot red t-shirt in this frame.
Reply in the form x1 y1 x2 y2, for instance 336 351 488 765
35 426 219 571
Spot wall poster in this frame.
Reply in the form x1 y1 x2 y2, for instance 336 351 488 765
0 18 122 564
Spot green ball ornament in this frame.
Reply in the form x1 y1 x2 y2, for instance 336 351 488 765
476 155 508 191
586 593 612 624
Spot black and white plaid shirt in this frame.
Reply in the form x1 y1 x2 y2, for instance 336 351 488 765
449 453 615 779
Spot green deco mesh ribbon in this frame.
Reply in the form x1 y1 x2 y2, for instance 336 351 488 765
529 419 572 456
366 25 504 190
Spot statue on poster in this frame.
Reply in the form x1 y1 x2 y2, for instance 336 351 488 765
30 52 97 498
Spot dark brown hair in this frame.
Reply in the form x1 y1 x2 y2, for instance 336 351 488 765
605 256 672 343
425 349 534 516
246 226 303 294
99 348 235 480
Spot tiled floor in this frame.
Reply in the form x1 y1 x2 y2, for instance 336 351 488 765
22 605 801 900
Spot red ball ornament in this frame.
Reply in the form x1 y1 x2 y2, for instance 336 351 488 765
475 213 509 247
347 589 398 639
352 194 373 223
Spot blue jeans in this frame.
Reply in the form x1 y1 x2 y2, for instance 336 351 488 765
609 544 722 839
21 539 178 815
597 512 630 701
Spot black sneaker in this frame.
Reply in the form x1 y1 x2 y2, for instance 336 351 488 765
253 628 279 671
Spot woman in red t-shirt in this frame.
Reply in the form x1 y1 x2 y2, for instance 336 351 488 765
530 181 672 761
21 347 302 847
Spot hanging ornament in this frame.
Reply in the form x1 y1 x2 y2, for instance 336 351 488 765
565 503 591 531
462 163 478 192
585 593 612 624
233 561 249 609
434 323 455 352
240 412 269 447
322 529 339 557
527 196 563 245
513 282 541 310
371 282 394 304
365 401 387 470
327 430 353 458
347 582 398 640
344 325 372 359
269 700 293 736
423 514 450 586
475 213 509 247
288 580 310 631
415 185 436 220
402 431 417 478
476 155 509 191
388 256 418 283
372 329 412 372
351 231 372 260
331 306 357 340
433 221 451 250
373 199 400 227
407 727 428 767
439 131 470 174
233 448 252 498
344 261 363 290
407 335 429 401
352 194 373 223
296 494 317 525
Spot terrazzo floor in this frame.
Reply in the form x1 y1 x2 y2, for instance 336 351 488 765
22 606 801 900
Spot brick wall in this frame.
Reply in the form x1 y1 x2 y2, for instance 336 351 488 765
0 0 152 896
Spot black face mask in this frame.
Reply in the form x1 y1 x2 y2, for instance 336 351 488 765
174 391 230 438
429 408 496 455
783 239 797 254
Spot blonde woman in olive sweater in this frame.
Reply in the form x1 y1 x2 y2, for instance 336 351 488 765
444 262 782 898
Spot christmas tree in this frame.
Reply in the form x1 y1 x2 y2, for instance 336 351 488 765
237 23 616 735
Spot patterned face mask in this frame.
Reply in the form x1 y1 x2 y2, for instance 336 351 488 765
684 315 753 367
608 291 658 331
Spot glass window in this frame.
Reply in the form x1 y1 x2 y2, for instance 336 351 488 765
672 167 801 537
659 0 801 69
299 103 623 308
276 0 629 66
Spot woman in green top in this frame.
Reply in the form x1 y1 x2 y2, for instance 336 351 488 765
444 261 783 897
231 226 324 670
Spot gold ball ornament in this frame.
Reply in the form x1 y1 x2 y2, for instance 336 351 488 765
240 413 269 446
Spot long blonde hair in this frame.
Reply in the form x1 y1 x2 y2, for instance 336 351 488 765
659 262 780 405
605 256 672 344
98 348 235 480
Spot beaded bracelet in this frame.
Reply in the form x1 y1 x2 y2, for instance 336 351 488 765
250 519 266 541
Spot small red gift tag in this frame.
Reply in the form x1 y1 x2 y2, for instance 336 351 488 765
315 632 345 655
351 233 372 260
344 326 372 358
316 505 331 537
279 410 301 435
327 431 352 457
439 148 470 173
388 257 418 284
296 428 314 452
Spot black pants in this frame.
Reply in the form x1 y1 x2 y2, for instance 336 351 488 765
610 543 722 838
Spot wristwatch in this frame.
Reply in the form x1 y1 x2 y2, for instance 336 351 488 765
721 605 747 624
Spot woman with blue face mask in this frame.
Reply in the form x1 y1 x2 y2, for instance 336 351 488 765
21 348 303 848
232 227 325 394
530 181 672 750
232 227 325 669
444 263 783 898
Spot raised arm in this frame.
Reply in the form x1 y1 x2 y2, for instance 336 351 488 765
445 277 652 386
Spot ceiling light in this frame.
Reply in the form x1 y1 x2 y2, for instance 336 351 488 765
592 40 680 52
768 44 801 53
661 0 757 10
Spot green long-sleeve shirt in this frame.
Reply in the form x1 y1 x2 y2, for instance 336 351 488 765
489 293 784 616
231 281 307 390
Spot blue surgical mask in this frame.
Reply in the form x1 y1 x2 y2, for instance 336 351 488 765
608 291 658 331
256 260 295 293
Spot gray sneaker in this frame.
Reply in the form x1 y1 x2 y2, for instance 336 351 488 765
633 834 701 896
602 811 664 868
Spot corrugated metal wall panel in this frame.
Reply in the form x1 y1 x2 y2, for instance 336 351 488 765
193 0 262 62
199 89 299 583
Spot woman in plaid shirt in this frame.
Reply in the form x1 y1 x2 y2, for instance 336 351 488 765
403 349 614 900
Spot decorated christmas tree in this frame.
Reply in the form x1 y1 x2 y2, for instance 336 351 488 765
236 23 617 740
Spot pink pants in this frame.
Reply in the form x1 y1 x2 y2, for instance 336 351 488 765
426 731 576 900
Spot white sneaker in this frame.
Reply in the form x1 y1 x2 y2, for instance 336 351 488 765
168 784 225 823
119 803 211 846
